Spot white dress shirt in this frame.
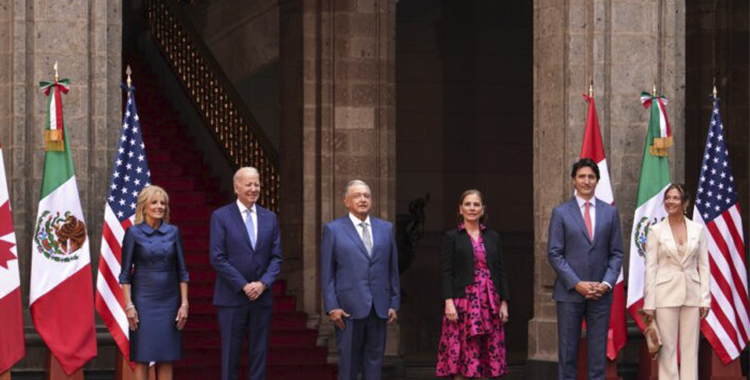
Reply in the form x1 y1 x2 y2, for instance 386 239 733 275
575 195 612 290
349 213 373 247
237 200 258 245
575 195 596 240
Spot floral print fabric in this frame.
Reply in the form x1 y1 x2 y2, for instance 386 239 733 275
436 230 507 378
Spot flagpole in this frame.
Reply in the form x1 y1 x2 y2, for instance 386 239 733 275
695 82 745 380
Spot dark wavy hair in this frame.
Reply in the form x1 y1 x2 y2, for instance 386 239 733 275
457 189 488 224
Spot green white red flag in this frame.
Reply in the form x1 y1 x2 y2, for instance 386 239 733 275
626 92 672 330
580 94 626 360
30 78 97 375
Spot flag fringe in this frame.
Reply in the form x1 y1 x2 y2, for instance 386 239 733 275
649 146 668 157
44 130 64 152
649 136 673 157
652 136 673 148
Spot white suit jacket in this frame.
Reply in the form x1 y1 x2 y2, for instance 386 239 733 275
643 217 710 310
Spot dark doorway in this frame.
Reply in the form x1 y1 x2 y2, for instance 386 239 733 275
685 1 749 236
395 0 534 368
685 0 749 374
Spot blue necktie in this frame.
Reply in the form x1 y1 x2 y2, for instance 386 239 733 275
245 210 256 249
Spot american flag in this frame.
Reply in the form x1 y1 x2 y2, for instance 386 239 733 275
95 82 151 363
694 95 749 364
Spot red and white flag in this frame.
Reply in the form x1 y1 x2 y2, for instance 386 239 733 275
95 82 151 363
30 78 97 375
580 94 627 360
0 138 25 373
693 95 749 364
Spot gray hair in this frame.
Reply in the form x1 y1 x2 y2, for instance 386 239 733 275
344 179 371 197
233 167 260 183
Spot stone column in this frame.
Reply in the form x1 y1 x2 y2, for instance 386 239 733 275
529 0 685 373
0 0 122 370
280 0 398 364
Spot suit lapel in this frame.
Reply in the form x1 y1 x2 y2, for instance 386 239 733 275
255 206 265 250
566 198 592 244
369 218 389 261
230 203 254 252
591 199 605 246
680 217 698 265
342 216 371 260
663 220 683 266
369 219 380 260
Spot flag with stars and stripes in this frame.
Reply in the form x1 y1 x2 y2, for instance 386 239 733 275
694 95 749 364
95 82 151 365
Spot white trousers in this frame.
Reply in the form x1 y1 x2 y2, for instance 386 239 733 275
656 306 700 380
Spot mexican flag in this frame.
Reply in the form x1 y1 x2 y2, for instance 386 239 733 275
29 79 97 375
580 94 626 360
625 92 672 330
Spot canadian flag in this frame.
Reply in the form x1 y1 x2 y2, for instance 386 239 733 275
0 139 25 373
580 94 627 360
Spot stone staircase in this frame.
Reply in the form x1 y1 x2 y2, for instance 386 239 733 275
130 59 335 380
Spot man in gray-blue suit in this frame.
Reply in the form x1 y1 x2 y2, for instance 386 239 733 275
547 158 624 380
320 179 400 380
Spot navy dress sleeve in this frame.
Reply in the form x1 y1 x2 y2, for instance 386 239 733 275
174 227 189 283
119 227 136 284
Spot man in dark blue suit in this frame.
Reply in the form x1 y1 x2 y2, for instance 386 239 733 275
547 158 624 380
209 167 283 380
320 180 400 380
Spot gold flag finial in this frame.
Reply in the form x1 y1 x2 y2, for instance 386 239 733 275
712 77 717 99
588 82 593 98
652 83 657 97
53 61 59 82
126 65 132 96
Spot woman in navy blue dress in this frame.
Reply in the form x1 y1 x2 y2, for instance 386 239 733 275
119 185 189 380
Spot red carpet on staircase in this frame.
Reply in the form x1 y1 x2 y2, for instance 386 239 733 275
129 60 336 380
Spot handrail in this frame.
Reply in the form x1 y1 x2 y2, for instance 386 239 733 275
146 0 280 212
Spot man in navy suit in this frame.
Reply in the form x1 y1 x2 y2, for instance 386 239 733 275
209 167 283 380
547 158 624 380
320 180 400 380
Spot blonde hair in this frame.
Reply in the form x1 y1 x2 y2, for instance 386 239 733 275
134 185 170 224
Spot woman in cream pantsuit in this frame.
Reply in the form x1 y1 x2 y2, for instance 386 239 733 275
643 184 711 380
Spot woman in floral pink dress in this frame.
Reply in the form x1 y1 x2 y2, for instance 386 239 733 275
437 190 509 379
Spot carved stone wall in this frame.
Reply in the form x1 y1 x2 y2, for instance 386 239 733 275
279 0 397 346
529 0 686 366
0 0 123 370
